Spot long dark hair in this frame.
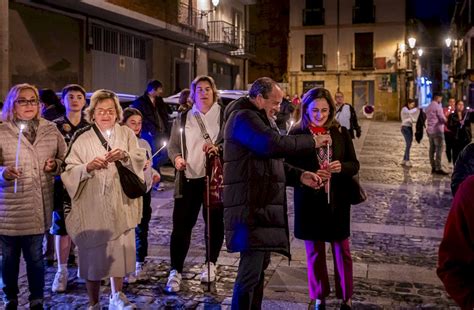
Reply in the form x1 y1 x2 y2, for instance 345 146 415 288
297 87 338 130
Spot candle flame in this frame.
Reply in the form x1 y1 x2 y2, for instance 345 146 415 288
163 141 167 146
179 128 183 133
19 124 26 130
106 130 111 137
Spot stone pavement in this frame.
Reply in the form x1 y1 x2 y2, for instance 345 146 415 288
5 120 459 309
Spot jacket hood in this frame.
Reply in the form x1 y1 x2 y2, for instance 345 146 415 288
224 96 258 121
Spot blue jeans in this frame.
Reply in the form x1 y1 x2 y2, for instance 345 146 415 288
142 131 169 173
0 234 44 304
401 126 413 161
428 132 444 170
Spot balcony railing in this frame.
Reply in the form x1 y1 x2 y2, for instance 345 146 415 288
301 53 326 71
303 8 325 26
351 52 375 70
230 31 256 58
352 5 375 24
207 20 239 52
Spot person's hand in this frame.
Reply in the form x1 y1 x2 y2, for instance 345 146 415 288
105 148 126 163
328 160 342 173
152 173 161 185
175 156 186 171
44 158 57 173
300 171 323 189
313 134 332 148
86 156 108 173
203 143 219 156
316 169 331 181
2 166 22 180
356 129 361 138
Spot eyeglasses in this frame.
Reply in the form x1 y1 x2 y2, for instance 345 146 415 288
15 99 39 106
95 109 116 116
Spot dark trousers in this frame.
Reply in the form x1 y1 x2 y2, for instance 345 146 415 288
231 251 271 310
401 126 413 161
0 234 44 303
135 190 152 263
445 131 455 163
170 177 224 272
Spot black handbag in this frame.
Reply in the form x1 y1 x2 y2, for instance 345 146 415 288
350 174 367 205
92 124 146 199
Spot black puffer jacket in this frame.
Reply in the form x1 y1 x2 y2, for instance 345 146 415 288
223 97 315 257
452 142 474 195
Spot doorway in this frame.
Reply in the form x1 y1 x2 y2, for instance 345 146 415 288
352 80 374 117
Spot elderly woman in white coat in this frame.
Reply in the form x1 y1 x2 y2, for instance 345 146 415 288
0 83 67 310
61 89 145 310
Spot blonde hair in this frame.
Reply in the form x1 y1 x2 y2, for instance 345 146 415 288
2 83 41 122
85 89 123 123
190 75 218 104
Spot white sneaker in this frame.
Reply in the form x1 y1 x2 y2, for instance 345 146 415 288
405 160 412 167
52 270 68 293
200 262 216 283
165 269 182 293
87 302 101 310
108 292 136 309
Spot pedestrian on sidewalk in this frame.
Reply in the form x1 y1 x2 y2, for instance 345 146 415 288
62 90 146 309
0 83 67 310
287 87 359 310
447 100 472 164
165 75 225 293
426 93 449 175
334 91 361 140
437 174 474 310
223 77 326 310
400 98 420 167
122 108 161 283
443 98 456 163
51 84 89 294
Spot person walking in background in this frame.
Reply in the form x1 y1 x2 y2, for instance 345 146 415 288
51 84 89 294
62 89 145 309
443 97 456 163
437 174 474 310
132 80 172 188
165 75 225 293
426 93 448 175
0 83 67 310
121 107 160 283
400 99 420 167
275 94 295 135
334 91 361 139
447 100 472 164
39 88 65 122
223 77 327 310
287 87 359 310
177 88 192 112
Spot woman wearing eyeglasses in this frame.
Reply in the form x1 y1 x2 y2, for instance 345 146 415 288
0 83 67 310
61 89 146 309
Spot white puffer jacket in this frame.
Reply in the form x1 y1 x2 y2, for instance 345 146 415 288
0 119 67 236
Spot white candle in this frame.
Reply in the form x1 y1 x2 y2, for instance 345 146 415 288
102 129 112 194
462 106 471 124
286 120 295 136
151 141 167 160
179 127 185 160
14 124 26 193
327 142 330 204
105 129 112 150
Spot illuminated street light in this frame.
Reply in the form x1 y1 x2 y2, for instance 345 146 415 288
212 0 219 6
399 43 406 53
408 37 416 49
417 48 423 57
445 38 452 48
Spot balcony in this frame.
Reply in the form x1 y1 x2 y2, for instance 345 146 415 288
353 5 375 24
455 53 467 76
351 53 375 70
230 31 256 58
177 2 208 35
301 53 326 71
207 20 239 52
303 8 325 26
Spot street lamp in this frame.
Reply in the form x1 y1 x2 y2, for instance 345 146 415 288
200 0 219 17
445 38 452 48
417 48 423 57
408 37 416 49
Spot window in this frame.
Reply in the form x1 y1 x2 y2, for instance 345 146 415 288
304 35 324 70
303 81 324 94
354 32 373 69
303 0 324 26
353 0 375 24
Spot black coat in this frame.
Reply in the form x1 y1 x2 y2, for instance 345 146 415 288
287 126 359 241
132 93 172 136
223 97 315 257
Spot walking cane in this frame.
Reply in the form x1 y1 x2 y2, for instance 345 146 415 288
205 175 211 292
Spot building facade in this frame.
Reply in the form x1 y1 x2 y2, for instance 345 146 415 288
287 0 407 120
0 0 256 99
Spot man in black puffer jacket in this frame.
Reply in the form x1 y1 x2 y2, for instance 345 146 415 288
223 77 330 309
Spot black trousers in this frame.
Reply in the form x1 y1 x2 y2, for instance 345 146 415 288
170 177 224 272
135 190 152 262
445 131 455 163
231 250 271 310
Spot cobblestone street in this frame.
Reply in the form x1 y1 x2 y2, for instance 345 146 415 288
6 120 459 309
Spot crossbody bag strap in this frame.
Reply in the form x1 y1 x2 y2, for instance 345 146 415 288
92 124 111 151
193 111 213 144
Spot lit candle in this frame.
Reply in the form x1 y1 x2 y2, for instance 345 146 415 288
105 129 112 150
179 127 185 160
286 120 295 136
462 106 471 124
14 124 26 193
151 141 167 160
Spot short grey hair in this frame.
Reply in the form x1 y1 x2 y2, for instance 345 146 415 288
249 77 279 99
85 89 123 123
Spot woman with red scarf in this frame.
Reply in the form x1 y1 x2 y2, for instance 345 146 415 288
287 87 360 310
